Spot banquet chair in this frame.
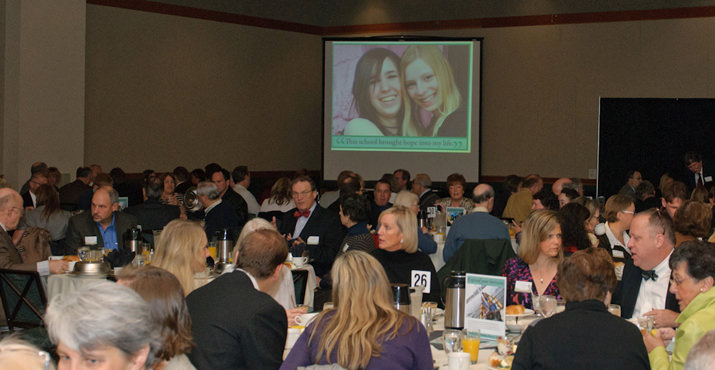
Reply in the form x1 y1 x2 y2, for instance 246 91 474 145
292 269 309 306
0 269 47 332
437 239 515 290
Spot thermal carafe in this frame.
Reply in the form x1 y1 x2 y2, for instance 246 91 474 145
444 271 466 329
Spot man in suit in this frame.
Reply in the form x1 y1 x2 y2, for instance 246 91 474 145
65 187 138 254
210 168 247 228
683 151 715 191
19 161 47 196
173 166 192 195
187 228 288 370
618 170 643 199
125 176 180 234
21 172 48 210
0 188 68 274
59 166 92 210
369 178 393 227
613 208 680 327
443 184 510 262
411 173 440 214
197 181 239 241
279 175 343 278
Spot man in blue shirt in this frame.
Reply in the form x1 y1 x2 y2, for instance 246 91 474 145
65 187 137 254
443 183 510 262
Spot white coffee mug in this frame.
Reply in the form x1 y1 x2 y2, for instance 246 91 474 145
295 312 318 326
448 352 471 370
292 256 308 268
285 328 301 349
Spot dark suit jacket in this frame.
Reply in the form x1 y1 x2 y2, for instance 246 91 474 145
125 198 180 231
21 191 34 209
279 204 344 277
418 190 440 214
186 271 287 370
204 200 240 241
683 160 715 191
0 229 36 271
222 187 248 227
612 259 680 319
59 180 91 210
64 211 138 255
174 181 192 196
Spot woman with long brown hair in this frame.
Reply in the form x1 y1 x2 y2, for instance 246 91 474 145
22 184 71 255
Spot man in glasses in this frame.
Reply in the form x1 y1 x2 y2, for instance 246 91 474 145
278 175 343 278
613 208 680 327
683 151 714 192
618 170 643 200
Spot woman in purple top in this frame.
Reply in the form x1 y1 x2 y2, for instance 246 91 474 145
281 251 433 370
503 210 563 309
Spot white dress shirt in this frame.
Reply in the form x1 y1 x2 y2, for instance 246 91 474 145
293 202 317 238
632 252 672 318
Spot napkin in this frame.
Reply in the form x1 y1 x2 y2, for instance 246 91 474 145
105 249 136 268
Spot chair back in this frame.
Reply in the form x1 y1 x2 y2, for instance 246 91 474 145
437 239 515 291
292 269 309 306
0 269 48 331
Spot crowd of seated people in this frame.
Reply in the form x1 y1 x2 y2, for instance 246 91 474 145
1 152 715 369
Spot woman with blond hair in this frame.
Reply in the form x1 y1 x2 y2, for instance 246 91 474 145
503 210 563 309
151 219 209 296
281 250 433 370
371 205 441 303
400 44 465 137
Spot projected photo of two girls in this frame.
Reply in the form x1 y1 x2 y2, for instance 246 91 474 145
333 43 472 138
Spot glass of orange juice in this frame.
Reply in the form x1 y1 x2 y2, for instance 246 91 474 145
462 329 481 364
208 241 217 260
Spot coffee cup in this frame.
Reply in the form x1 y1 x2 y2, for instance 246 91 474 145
447 352 471 370
292 256 308 268
295 312 319 326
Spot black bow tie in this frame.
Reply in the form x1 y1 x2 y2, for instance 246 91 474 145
641 270 658 281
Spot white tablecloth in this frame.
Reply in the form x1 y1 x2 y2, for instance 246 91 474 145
47 273 107 301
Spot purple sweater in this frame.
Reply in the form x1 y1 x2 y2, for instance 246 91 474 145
280 313 433 370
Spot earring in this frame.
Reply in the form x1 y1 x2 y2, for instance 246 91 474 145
400 239 404 244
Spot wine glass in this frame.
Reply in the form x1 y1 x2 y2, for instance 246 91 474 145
538 295 557 317
531 292 541 314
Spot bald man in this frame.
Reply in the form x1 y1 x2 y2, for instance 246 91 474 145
551 177 572 196
443 184 510 262
0 188 68 274
65 187 137 254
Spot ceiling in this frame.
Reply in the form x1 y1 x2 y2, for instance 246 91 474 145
148 0 715 27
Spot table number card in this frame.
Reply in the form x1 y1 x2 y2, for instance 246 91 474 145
464 273 507 341
410 270 431 294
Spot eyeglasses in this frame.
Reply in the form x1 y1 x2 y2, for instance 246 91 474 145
621 210 634 214
0 347 51 370
670 276 693 287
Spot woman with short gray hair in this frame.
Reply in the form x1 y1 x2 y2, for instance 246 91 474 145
45 282 161 370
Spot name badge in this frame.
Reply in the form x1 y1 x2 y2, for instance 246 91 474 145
613 249 625 259
307 236 320 245
411 270 431 294
342 243 350 252
705 176 713 182
84 236 97 245
515 280 532 293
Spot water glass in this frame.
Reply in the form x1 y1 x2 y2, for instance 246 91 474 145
637 316 654 334
531 292 541 313
608 304 621 317
538 295 557 317
78 247 90 262
443 329 463 354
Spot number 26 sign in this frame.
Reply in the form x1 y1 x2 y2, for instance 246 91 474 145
410 270 431 294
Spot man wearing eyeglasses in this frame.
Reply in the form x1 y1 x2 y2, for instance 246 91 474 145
613 209 680 327
21 173 48 210
278 175 343 278
618 170 642 200
683 151 714 191
0 188 68 274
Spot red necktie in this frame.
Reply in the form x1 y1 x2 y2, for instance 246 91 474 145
293 210 311 218
697 174 704 189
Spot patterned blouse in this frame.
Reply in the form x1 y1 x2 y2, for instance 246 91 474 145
436 197 474 212
502 257 561 309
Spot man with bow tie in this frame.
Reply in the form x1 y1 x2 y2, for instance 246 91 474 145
278 175 344 278
613 208 680 327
